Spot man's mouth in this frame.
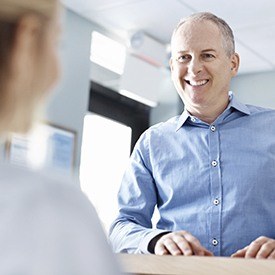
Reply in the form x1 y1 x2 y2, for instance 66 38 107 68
185 79 209 87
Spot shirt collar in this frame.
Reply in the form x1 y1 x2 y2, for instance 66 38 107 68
228 91 250 115
176 91 251 131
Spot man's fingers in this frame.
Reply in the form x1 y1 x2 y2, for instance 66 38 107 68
231 236 275 259
155 243 169 255
155 235 187 256
158 234 193 255
171 234 193 255
155 230 212 257
267 249 275 259
256 240 275 259
231 247 247 258
203 249 214 256
163 238 185 255
183 231 213 256
245 236 271 258
245 242 262 258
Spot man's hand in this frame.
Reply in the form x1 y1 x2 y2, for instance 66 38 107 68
231 236 275 259
154 230 213 256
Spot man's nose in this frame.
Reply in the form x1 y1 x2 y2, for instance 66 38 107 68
187 58 202 76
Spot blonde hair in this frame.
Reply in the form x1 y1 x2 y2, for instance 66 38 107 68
0 0 56 21
0 0 58 134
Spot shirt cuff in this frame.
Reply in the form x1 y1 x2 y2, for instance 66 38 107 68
139 229 170 254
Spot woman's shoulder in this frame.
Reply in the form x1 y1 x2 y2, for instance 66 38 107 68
0 163 91 213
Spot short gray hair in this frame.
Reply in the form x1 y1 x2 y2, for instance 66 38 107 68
171 12 235 57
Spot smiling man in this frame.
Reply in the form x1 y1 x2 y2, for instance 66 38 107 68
170 15 239 124
110 12 275 259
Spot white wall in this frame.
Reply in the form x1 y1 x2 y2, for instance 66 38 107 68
45 9 94 177
150 69 180 125
231 70 275 109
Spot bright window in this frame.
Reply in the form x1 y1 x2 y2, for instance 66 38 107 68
90 31 126 75
80 113 131 233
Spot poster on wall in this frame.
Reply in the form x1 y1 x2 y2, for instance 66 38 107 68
5 122 76 175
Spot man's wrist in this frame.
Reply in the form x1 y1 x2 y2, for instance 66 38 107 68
148 232 169 254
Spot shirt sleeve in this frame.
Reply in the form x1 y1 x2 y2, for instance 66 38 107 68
109 131 169 254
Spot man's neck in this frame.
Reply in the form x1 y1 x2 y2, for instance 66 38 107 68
187 100 230 124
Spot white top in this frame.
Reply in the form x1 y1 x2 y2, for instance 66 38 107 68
0 163 121 275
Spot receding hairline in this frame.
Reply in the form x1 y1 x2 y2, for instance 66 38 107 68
171 12 235 57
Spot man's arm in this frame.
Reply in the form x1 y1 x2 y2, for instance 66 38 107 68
109 132 168 253
109 216 169 253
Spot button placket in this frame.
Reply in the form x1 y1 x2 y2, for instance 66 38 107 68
211 160 218 167
212 238 219 246
213 199 220 205
208 122 222 255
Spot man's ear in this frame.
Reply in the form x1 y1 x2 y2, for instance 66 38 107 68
230 53 240 77
10 14 42 77
169 57 174 72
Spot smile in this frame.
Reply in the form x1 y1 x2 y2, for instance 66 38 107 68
185 79 209 87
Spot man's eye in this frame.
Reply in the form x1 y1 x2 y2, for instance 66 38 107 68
202 53 215 60
177 55 191 62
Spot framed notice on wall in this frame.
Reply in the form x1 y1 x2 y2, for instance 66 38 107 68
5 122 76 175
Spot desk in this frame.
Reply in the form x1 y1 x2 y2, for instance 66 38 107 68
118 254 275 275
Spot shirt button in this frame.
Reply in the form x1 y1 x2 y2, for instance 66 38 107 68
190 117 196 122
212 239 218 246
211 160 218 167
210 125 216 132
213 199 220 205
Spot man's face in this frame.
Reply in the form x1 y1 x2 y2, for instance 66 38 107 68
170 20 239 116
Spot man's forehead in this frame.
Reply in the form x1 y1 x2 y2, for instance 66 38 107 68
176 19 220 37
171 20 223 51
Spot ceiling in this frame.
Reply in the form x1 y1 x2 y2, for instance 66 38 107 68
62 0 275 75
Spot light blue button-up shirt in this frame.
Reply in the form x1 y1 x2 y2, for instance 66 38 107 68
110 92 275 256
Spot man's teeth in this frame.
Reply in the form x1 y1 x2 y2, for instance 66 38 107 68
188 80 208 86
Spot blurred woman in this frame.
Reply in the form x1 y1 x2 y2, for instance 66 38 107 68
0 0 121 274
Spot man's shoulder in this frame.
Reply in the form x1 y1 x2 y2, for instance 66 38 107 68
245 104 275 117
145 115 181 135
135 115 180 150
